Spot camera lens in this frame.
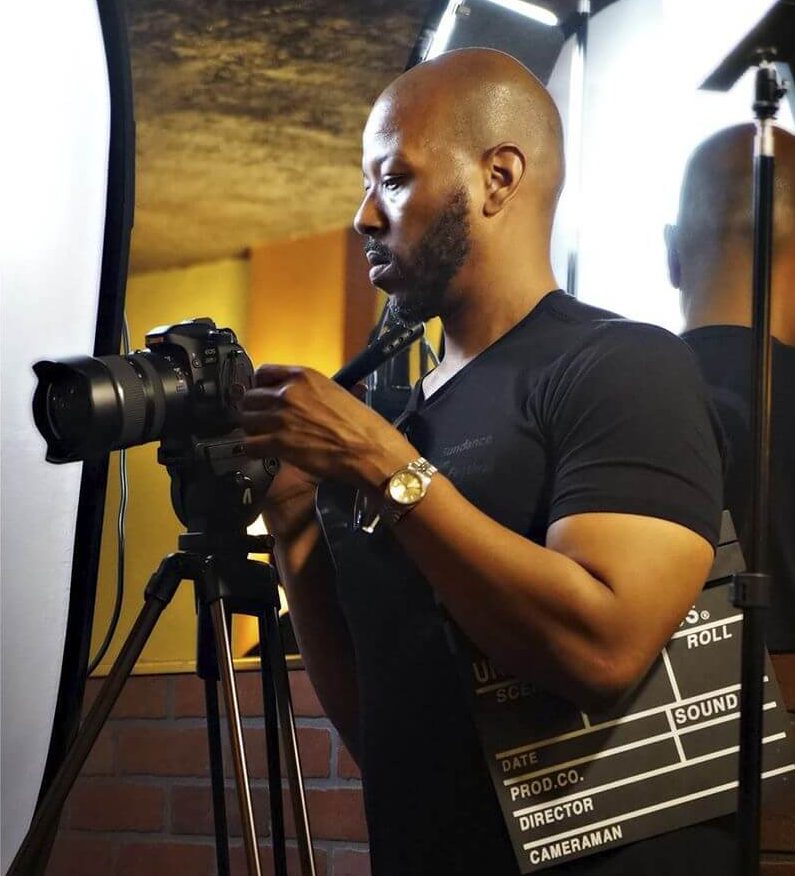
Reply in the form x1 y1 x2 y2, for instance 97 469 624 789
32 352 187 463
46 377 93 444
32 320 253 465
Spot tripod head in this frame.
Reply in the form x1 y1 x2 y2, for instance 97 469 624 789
158 428 277 554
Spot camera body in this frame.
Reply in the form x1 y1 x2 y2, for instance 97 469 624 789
34 317 252 463
33 318 277 531
146 318 253 442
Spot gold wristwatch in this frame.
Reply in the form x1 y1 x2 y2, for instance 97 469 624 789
359 456 437 533
380 456 438 525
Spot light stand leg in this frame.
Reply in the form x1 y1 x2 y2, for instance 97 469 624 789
210 598 263 876
734 578 768 875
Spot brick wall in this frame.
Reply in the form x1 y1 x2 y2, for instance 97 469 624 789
45 670 370 876
45 659 795 876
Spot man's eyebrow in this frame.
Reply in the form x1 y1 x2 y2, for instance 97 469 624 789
362 151 411 173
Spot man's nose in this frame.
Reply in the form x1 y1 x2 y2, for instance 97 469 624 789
353 189 385 237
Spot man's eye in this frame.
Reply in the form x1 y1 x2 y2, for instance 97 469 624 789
382 176 404 192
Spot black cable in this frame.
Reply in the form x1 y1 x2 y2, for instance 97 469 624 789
87 315 131 676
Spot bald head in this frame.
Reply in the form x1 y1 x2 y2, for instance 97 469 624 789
367 48 565 216
354 49 564 326
668 124 795 342
676 124 795 252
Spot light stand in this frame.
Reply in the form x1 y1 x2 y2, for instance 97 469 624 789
730 57 785 876
702 4 793 872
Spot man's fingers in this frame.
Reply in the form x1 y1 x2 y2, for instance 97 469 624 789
241 385 285 411
239 408 283 434
243 432 282 457
253 364 304 387
244 365 314 412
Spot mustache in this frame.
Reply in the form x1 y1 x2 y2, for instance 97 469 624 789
363 238 393 262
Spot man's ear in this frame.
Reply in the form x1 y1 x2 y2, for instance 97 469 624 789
483 143 526 216
664 223 682 288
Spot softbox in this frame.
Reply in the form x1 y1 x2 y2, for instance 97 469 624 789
0 0 133 869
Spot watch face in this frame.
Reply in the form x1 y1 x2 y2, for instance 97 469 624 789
388 470 424 505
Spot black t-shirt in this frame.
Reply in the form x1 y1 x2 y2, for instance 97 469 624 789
321 290 732 875
683 325 795 651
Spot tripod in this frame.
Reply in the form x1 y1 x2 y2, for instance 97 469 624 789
8 528 317 876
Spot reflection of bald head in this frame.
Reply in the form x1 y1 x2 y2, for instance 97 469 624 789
677 124 795 256
367 48 565 217
672 124 795 341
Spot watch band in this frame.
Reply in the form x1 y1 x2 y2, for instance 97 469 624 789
358 456 438 534
381 456 438 526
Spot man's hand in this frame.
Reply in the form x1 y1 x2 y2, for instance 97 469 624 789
240 365 416 493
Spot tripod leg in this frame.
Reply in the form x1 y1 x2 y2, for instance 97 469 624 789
7 590 172 876
199 602 232 876
262 605 317 876
210 598 263 876
258 616 288 876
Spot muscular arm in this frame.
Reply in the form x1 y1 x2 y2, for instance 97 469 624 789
268 460 712 715
262 470 361 760
389 485 714 710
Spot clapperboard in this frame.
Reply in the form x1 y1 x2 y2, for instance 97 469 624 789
448 513 795 872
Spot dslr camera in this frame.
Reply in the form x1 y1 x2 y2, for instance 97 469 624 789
33 318 277 530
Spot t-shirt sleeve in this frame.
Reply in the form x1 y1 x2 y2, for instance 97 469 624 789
536 323 724 546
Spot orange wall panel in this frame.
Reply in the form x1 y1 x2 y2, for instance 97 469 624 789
247 228 349 376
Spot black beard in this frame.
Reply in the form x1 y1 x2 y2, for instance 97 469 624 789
365 187 471 324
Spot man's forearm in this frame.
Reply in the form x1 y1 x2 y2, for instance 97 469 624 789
388 475 713 711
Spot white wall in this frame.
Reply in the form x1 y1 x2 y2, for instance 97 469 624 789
549 0 793 331
0 1 109 869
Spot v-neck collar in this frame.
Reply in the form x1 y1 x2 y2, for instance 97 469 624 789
409 288 565 415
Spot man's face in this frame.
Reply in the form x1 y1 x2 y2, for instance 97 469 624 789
354 104 472 323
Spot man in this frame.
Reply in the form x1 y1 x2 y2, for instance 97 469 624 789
666 124 795 651
242 49 729 874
